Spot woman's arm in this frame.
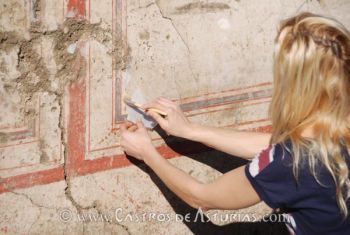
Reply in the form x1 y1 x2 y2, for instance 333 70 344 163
144 146 261 210
143 97 270 159
184 124 270 160
120 122 261 211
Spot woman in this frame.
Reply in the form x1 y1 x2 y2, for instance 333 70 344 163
120 12 350 234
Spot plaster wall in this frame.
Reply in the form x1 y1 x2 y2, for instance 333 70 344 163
0 0 349 234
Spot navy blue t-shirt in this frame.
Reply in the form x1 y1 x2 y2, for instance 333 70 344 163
245 142 350 235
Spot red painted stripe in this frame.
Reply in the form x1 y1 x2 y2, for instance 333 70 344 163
0 142 208 193
180 82 272 102
74 141 211 176
67 0 86 18
0 167 64 193
64 0 87 176
186 99 270 117
67 80 86 175
0 125 271 193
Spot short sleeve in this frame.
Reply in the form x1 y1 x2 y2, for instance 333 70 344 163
245 143 296 209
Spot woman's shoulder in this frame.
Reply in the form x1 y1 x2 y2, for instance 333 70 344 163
247 142 293 177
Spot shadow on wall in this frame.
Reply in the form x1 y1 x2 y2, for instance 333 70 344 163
127 127 289 235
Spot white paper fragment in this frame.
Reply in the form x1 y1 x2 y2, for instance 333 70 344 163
67 43 77 54
126 88 157 129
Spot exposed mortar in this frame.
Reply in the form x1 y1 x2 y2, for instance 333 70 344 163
0 14 130 220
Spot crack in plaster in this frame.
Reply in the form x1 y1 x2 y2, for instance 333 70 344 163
296 0 308 13
90 175 132 235
9 190 55 210
27 208 42 235
153 1 199 94
59 92 130 235
8 190 59 234
154 1 190 53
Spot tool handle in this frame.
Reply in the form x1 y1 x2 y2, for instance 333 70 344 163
132 101 167 116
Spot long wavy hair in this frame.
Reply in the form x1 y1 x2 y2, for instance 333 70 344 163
270 12 350 217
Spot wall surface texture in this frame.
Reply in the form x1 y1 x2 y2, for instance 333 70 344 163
0 0 349 234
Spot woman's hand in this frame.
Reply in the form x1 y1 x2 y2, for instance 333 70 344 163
120 121 156 161
142 97 193 138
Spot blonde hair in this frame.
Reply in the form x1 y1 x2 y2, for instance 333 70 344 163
270 12 350 217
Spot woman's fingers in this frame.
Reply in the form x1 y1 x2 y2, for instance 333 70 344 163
157 97 179 109
120 121 136 132
125 121 135 128
141 100 156 109
147 110 167 127
127 125 138 132
142 101 170 114
120 122 128 132
120 121 148 135
157 100 176 111
135 120 145 130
